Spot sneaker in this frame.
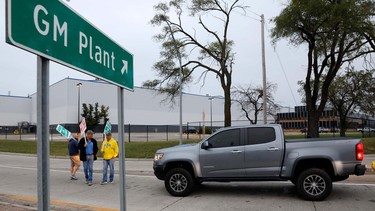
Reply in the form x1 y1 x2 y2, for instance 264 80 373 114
88 182 93 186
100 181 107 185
109 181 114 184
71 176 78 180
85 181 89 184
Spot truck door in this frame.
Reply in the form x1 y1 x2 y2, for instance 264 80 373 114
244 127 283 178
200 128 245 178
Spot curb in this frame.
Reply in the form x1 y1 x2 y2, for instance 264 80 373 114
0 194 118 211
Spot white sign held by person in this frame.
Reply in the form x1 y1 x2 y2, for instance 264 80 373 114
56 124 71 139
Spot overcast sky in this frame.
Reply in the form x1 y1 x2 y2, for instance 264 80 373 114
0 0 307 108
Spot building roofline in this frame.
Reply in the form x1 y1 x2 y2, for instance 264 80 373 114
11 77 225 99
63 77 225 99
0 94 31 99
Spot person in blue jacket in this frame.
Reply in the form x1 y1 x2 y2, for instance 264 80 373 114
68 132 80 180
78 130 98 186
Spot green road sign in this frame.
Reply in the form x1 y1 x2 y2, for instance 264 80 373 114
6 0 134 90
56 124 71 139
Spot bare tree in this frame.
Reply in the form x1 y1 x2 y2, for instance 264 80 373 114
144 0 248 127
232 83 279 124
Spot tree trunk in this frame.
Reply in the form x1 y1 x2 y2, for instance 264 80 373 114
306 104 320 138
254 111 258 125
224 86 232 127
339 116 347 137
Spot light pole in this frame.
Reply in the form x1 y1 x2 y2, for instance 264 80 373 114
76 83 82 123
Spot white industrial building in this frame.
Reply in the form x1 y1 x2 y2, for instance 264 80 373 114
0 77 247 131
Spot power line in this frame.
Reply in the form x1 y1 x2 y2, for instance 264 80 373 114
234 10 261 22
241 11 298 107
274 49 298 105
263 22 298 106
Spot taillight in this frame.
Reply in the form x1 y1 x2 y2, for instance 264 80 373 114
356 143 364 161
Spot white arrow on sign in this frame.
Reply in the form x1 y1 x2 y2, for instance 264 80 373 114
121 60 128 75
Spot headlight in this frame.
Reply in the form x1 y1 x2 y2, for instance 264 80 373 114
154 153 164 161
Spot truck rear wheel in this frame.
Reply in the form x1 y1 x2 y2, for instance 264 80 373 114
165 168 194 197
296 168 332 201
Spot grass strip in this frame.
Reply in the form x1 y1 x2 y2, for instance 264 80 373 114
0 134 374 158
0 139 199 158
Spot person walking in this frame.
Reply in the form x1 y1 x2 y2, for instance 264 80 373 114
79 130 98 186
100 132 118 185
68 133 81 180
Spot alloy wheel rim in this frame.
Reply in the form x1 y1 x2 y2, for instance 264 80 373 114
303 174 326 196
169 173 188 192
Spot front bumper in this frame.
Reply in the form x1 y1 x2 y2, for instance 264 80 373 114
355 164 366 176
153 163 165 180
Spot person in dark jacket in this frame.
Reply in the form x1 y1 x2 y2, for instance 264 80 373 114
78 130 98 186
68 133 81 180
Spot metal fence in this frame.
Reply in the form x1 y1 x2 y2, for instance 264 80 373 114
1 118 373 142
0 124 203 142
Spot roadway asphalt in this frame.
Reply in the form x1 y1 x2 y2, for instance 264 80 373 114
0 153 374 211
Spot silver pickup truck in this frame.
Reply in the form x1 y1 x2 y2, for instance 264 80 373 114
153 125 366 201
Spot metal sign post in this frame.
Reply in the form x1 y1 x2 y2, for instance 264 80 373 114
118 87 127 211
36 56 50 211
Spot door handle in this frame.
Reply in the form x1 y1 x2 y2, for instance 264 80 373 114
267 147 279 151
231 150 242 154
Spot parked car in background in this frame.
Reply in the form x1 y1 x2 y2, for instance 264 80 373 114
301 127 331 133
357 127 375 133
319 127 330 133
184 126 197 134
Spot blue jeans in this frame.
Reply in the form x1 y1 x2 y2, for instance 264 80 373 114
102 159 115 182
83 155 94 182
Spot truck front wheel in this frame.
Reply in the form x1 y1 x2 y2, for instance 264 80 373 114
296 168 332 201
165 168 194 197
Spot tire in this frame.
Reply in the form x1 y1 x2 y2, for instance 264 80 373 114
296 168 332 201
164 168 195 197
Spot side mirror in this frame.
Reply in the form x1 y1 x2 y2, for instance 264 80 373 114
201 141 211 150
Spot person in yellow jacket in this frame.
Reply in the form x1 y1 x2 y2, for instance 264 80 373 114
100 132 119 185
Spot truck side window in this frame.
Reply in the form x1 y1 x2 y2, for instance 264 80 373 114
207 129 240 148
247 127 276 145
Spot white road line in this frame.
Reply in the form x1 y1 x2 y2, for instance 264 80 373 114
0 165 37 171
334 183 375 187
0 164 155 178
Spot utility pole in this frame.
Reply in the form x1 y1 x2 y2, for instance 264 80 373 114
261 14 267 124
210 97 213 132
